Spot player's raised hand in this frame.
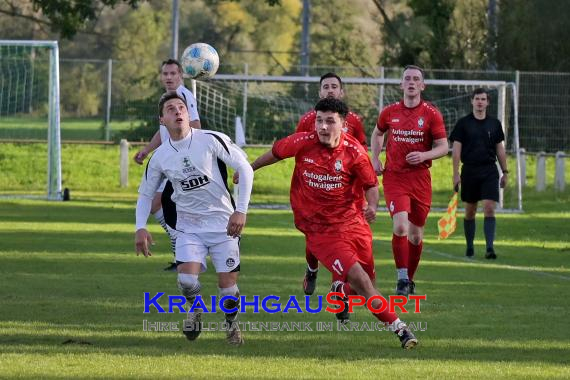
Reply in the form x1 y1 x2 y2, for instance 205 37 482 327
405 151 425 165
135 229 154 257
371 157 384 176
227 211 246 238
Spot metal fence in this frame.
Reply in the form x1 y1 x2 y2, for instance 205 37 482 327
1 51 569 152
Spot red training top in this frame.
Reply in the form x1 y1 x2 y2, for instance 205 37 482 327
272 131 377 234
376 100 447 173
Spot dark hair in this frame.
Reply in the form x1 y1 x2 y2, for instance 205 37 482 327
314 97 349 118
471 87 489 100
403 64 425 80
160 59 183 73
158 91 187 116
320 72 343 88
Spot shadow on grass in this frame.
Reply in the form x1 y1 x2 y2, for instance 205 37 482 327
1 327 569 365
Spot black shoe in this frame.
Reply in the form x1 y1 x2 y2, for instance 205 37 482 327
396 326 418 350
330 281 349 324
303 268 318 295
408 280 416 295
465 248 474 258
182 310 202 341
163 262 177 271
485 248 497 260
396 279 410 296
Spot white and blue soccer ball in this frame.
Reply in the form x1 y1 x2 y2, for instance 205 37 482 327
181 43 220 80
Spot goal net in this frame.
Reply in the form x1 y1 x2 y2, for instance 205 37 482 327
197 73 522 211
0 40 62 200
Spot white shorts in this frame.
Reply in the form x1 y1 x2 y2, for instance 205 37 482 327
176 232 240 273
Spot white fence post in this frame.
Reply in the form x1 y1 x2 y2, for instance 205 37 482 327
535 152 546 192
120 139 129 188
554 151 566 191
520 148 526 186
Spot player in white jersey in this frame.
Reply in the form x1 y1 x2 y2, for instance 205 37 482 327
135 92 254 346
134 59 201 271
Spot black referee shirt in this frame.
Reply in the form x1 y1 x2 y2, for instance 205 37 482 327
449 113 504 166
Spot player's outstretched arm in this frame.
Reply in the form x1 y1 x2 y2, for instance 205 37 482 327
233 147 284 184
234 149 281 183
370 128 385 175
251 150 281 171
134 130 162 164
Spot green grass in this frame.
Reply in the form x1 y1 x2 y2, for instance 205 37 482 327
0 116 140 141
0 192 569 379
2 143 569 210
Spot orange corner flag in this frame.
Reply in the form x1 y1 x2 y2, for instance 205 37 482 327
438 192 458 240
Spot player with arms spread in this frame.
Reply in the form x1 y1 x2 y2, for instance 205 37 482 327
296 72 367 297
370 65 448 297
135 92 253 346
250 97 418 349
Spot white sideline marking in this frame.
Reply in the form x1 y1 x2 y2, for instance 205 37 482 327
426 248 570 281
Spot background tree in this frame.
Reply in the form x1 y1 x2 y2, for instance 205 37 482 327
497 0 570 71
0 0 141 39
308 0 382 76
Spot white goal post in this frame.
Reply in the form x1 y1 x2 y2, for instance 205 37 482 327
0 40 62 200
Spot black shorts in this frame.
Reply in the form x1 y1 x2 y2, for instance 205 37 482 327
460 164 499 203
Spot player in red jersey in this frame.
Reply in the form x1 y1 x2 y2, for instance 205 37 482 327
370 65 449 297
296 72 367 296
249 97 418 349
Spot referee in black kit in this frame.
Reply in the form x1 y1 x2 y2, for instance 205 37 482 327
450 88 509 259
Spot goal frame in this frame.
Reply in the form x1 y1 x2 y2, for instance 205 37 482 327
0 40 62 200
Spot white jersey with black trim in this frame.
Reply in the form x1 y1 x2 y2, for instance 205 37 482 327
137 129 253 234
159 84 200 143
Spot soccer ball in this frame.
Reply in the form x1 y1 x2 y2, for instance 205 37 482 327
180 43 220 80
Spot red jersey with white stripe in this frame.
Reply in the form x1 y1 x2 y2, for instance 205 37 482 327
296 110 367 148
376 100 447 173
272 132 377 234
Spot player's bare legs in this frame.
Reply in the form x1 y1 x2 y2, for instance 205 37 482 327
218 271 243 346
177 262 203 341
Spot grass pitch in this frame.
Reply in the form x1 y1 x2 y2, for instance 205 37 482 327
0 192 569 379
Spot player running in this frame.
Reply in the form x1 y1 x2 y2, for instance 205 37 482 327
249 97 418 349
370 65 448 296
296 72 367 297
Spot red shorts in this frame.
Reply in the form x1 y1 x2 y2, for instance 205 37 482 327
305 223 375 282
382 169 432 227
